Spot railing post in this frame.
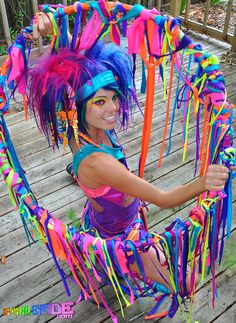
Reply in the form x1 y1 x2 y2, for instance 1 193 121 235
223 0 233 40
184 0 190 24
203 0 210 33
231 25 236 52
0 0 12 46
148 0 154 9
31 0 43 54
170 0 181 17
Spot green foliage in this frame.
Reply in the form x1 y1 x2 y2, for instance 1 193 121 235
180 0 223 15
211 0 222 5
0 45 7 56
45 34 52 43
9 27 18 42
6 1 25 42
66 0 76 29
180 0 186 15
65 208 80 230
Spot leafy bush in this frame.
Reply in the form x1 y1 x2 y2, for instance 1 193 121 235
181 0 223 14
0 45 7 56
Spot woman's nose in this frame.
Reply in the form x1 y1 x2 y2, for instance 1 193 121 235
108 99 118 111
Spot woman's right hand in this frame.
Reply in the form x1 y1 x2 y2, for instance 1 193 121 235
204 164 229 192
32 12 53 39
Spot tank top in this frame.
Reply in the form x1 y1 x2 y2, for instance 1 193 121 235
72 131 141 237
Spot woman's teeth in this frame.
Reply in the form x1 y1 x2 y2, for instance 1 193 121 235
103 114 116 121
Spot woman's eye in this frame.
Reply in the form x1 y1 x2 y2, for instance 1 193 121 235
112 94 119 101
94 100 105 106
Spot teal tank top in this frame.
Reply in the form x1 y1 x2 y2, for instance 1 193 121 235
72 131 126 176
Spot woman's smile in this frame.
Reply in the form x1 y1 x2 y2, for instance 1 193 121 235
103 113 117 122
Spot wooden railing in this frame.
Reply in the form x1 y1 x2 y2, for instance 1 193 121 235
0 0 235 51
180 0 236 51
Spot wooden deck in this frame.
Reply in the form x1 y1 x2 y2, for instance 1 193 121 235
0 31 236 323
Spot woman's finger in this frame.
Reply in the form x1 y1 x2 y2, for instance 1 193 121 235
38 13 47 37
209 172 229 181
32 17 40 39
42 13 52 35
208 164 228 173
207 185 225 192
206 179 225 188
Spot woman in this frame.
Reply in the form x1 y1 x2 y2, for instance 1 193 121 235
26 13 235 319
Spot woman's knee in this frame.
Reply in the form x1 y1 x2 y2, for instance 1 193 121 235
185 271 200 294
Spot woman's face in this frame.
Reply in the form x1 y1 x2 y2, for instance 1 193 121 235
85 89 119 131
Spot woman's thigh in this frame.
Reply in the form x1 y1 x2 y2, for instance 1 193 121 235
129 245 198 295
129 246 175 293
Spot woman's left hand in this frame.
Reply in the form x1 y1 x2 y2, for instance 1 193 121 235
33 12 53 39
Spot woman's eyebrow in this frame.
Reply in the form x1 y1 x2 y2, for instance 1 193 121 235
93 96 107 99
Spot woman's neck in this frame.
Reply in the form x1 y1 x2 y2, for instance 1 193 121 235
87 127 108 145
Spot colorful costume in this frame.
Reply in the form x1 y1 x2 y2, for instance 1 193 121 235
73 130 143 239
0 1 235 322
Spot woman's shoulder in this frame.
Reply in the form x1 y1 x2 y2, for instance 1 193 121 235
72 143 118 176
73 144 105 166
72 131 125 176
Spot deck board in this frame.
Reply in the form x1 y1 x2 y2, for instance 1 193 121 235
0 32 235 323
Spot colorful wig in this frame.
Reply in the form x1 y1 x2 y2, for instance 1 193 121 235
26 41 136 147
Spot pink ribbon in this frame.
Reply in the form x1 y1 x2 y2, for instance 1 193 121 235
8 47 26 95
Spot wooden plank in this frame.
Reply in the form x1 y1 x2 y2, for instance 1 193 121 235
4 110 26 127
7 117 39 138
0 244 51 287
0 258 62 316
214 302 236 323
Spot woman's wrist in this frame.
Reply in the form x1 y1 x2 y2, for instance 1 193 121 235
197 175 207 194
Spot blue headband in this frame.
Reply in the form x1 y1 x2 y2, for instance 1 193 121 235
76 70 118 101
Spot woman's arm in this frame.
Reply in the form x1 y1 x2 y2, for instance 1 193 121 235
78 152 229 209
